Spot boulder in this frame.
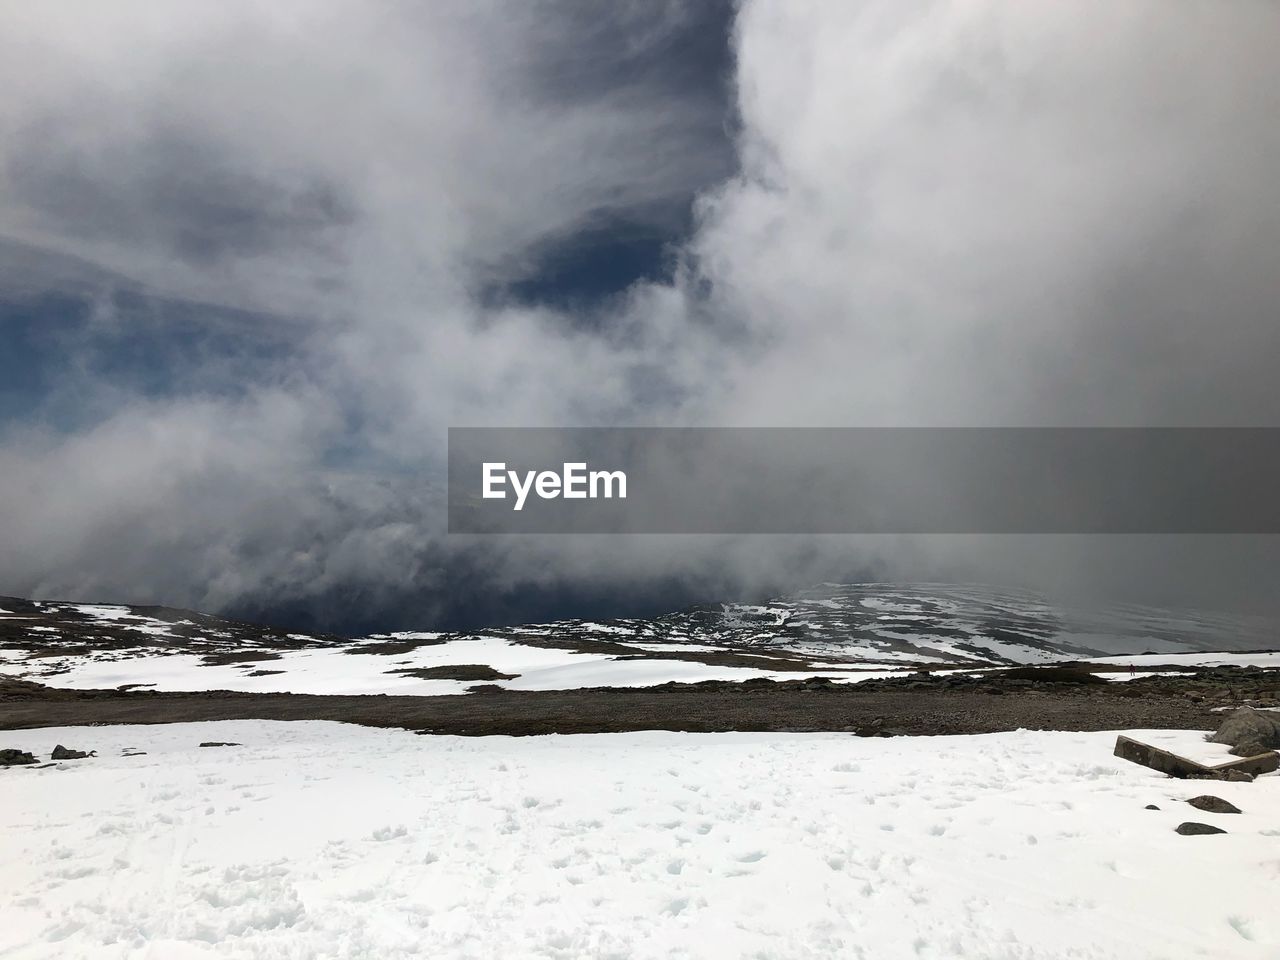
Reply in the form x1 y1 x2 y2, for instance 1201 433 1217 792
1175 822 1227 836
1187 795 1241 815
0 748 37 766
1208 707 1280 757
50 745 94 760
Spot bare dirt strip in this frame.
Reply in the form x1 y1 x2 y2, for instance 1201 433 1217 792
5 667 1272 737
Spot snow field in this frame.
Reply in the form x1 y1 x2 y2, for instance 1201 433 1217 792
4 636 876 695
2 723 1278 959
1090 652 1280 669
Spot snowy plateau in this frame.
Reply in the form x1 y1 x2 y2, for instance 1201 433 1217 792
2 724 1278 959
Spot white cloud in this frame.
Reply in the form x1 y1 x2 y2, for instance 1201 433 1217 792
1 0 1278 624
695 0 1280 425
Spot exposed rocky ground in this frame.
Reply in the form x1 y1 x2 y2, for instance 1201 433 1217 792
3 663 1278 738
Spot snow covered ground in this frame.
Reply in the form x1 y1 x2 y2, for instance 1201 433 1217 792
6 638 1272 697
3 723 1277 959
3 636 883 695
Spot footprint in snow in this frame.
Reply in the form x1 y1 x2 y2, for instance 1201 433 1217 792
1227 916 1255 941
664 897 690 916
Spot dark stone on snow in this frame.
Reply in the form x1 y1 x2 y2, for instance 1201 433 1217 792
198 741 241 748
1187 795 1241 815
1144 804 1160 810
1 748 37 766
387 664 517 682
51 744 94 760
1175 821 1227 836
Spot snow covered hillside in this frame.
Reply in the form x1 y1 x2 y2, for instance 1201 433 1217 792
2 722 1276 959
3 584 1276 696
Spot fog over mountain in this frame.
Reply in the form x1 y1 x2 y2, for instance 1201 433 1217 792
1 1 1278 633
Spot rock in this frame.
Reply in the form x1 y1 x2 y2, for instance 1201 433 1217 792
1208 707 1280 757
388 664 517 682
0 748 37 766
797 677 835 691
50 744 94 760
1236 740 1273 758
198 741 241 748
1144 804 1160 810
1175 821 1227 836
1187 795 1241 814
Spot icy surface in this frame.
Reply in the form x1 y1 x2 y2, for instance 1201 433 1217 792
2 723 1277 959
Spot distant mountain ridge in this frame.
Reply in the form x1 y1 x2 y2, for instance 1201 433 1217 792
486 583 1279 666
5 583 1273 672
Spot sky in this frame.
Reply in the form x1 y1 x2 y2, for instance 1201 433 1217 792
1 0 1279 634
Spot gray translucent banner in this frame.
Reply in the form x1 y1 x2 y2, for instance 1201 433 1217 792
448 428 1280 534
